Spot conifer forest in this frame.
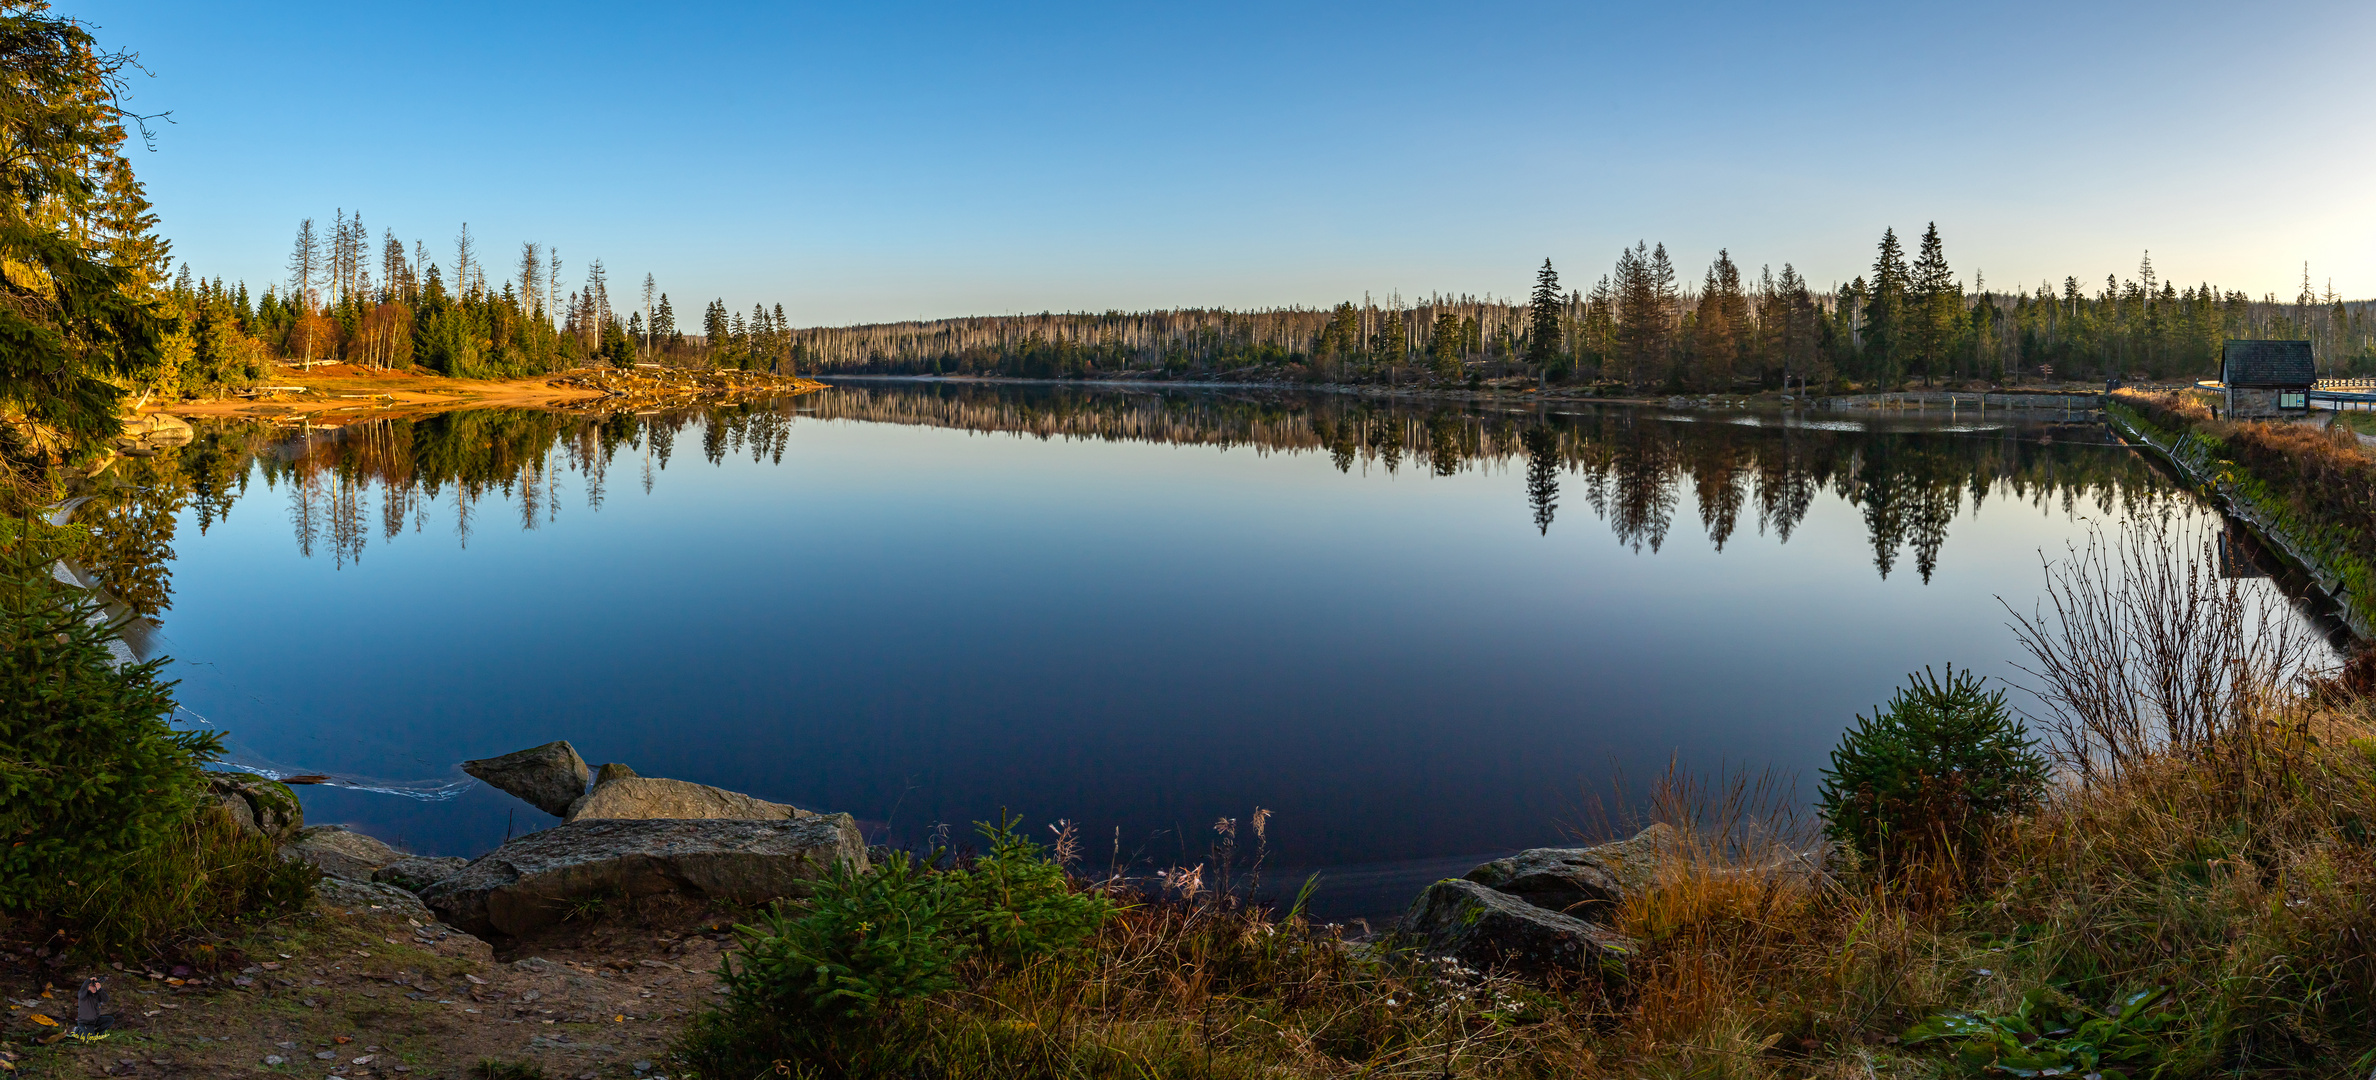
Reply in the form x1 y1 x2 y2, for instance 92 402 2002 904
163 217 2376 401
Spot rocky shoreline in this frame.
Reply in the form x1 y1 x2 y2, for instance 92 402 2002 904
223 738 1738 988
13 743 1799 1076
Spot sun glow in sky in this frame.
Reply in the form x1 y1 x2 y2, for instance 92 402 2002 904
87 0 2376 323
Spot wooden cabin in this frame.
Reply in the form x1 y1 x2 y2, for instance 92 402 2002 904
2221 340 2315 418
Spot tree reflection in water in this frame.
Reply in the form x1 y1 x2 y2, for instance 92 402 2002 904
69 384 2171 622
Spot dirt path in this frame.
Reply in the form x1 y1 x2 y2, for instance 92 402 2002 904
3 893 741 1079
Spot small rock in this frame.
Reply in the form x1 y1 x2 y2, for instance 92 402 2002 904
283 825 402 881
205 772 304 840
316 1050 337 1060
594 762 639 785
462 741 591 817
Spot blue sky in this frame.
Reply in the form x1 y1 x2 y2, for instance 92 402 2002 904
83 0 2376 324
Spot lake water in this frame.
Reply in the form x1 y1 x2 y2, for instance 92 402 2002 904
85 381 2342 918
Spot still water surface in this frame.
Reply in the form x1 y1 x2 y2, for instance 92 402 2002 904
93 382 2327 916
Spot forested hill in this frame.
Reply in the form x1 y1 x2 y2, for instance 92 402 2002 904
787 234 2376 391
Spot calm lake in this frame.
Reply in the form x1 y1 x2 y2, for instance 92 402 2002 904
93 381 2341 917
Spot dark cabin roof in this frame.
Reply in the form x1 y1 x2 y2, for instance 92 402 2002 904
2222 340 2315 388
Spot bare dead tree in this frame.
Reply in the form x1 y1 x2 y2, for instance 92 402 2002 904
2005 510 2325 783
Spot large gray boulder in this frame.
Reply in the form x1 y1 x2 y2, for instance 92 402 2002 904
283 825 400 881
1463 823 1677 922
373 855 471 893
421 814 869 938
565 776 809 823
115 412 193 450
1399 879 1633 979
462 741 590 816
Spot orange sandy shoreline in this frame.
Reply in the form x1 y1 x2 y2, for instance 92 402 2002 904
157 363 821 426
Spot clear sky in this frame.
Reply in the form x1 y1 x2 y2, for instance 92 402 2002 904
81 0 2376 325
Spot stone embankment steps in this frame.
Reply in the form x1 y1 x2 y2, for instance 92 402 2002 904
1825 390 2105 412
2104 403 2373 640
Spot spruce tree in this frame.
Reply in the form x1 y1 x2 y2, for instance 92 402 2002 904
1614 243 1664 390
1863 229 1909 386
1430 312 1462 378
0 6 176 478
1905 223 1957 387
1526 259 1562 376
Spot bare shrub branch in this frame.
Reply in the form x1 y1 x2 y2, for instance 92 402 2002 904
2005 511 2323 783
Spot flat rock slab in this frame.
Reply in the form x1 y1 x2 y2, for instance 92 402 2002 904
374 855 471 893
1401 878 1634 979
565 776 809 823
283 825 400 882
422 815 869 938
463 741 591 817
318 876 435 922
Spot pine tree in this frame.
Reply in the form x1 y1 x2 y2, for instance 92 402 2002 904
286 218 321 310
1526 259 1563 377
1693 250 1747 391
0 7 176 473
653 293 677 356
1905 223 1958 386
1430 312 1462 378
1863 228 1909 386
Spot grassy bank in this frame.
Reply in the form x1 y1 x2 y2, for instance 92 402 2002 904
662 694 2376 1078
2105 389 2375 638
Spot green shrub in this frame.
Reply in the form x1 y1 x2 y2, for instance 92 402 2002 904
947 816 1116 967
0 559 213 910
722 850 967 1022
1904 986 2177 1079
1816 665 2048 869
690 819 1120 1077
0 547 313 954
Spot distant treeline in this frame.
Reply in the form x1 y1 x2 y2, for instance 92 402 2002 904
155 214 806 397
792 228 2376 390
167 220 2376 399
